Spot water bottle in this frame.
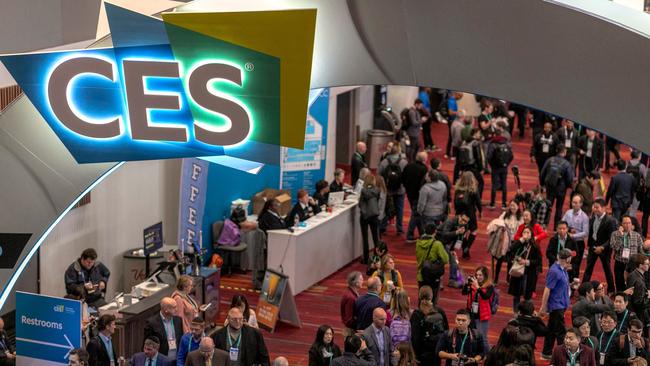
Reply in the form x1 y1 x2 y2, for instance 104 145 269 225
293 214 299 229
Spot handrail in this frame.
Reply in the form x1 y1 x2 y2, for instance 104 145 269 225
0 85 22 114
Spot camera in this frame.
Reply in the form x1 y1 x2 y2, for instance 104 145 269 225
458 354 470 363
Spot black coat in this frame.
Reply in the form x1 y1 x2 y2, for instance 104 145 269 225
213 326 270 366
587 214 618 250
627 270 650 323
257 210 286 233
402 161 428 201
606 172 637 209
531 132 558 160
577 135 604 168
287 202 321 224
87 335 117 366
555 127 579 155
351 152 367 186
571 297 611 336
605 334 650 366
507 240 542 298
546 234 577 263
308 343 342 366
143 314 184 357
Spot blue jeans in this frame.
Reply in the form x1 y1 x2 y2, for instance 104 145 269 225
445 244 459 283
381 193 405 233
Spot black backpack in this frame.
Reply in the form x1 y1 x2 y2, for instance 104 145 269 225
438 93 449 118
491 143 513 168
383 158 403 191
457 142 475 167
423 310 447 339
544 159 563 188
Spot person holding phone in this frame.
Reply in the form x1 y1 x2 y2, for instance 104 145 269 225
64 248 110 308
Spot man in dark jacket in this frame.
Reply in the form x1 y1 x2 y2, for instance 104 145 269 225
351 141 367 186
582 199 617 292
213 307 270 366
531 122 558 175
143 297 184 359
87 314 121 366
402 151 429 242
430 158 452 203
354 277 389 330
578 129 605 179
330 334 375 366
555 119 579 169
571 282 611 337
438 214 470 288
606 159 638 221
541 146 574 228
626 254 650 326
574 171 599 215
486 131 513 209
377 145 408 235
516 300 549 346
605 318 649 366
405 99 425 162
546 221 577 269
64 248 111 308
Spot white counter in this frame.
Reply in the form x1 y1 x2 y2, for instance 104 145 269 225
267 198 362 294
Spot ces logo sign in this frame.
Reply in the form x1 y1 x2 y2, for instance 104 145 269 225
0 5 316 164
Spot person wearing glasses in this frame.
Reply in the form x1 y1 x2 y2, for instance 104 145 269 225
130 337 172 366
185 337 229 366
605 318 649 365
68 349 89 366
212 307 270 366
594 311 619 366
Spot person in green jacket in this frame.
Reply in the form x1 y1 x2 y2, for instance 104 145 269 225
416 224 449 305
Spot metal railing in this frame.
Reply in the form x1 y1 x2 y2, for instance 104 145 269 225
0 85 22 113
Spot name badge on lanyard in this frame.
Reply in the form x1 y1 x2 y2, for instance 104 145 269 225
454 240 463 250
471 301 479 314
565 139 572 148
599 352 606 365
230 347 239 362
542 143 550 153
622 247 631 260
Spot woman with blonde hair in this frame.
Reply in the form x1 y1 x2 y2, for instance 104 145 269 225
376 175 388 236
372 254 404 304
359 174 380 264
454 171 482 259
396 343 418 366
172 275 200 333
389 287 412 345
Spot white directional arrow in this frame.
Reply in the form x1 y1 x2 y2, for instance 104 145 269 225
17 334 74 359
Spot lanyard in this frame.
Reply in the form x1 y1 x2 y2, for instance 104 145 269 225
567 348 579 366
455 332 469 354
618 311 629 333
163 318 175 340
227 328 241 348
587 337 595 349
599 330 617 353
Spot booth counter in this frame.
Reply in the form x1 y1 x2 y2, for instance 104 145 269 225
266 197 362 294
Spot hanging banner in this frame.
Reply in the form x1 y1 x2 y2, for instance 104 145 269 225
178 158 209 252
281 88 329 196
16 292 81 366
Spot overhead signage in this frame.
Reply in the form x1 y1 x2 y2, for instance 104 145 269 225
0 4 316 164
16 292 82 365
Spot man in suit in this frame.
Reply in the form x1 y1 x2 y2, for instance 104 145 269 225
351 141 367 186
185 337 229 366
546 221 577 269
69 348 89 366
354 277 389 331
0 318 15 366
213 307 270 366
144 297 184 360
571 282 611 337
606 159 638 221
582 198 617 293
363 308 395 366
131 337 172 366
87 314 124 366
578 129 605 179
330 335 375 366
626 254 650 326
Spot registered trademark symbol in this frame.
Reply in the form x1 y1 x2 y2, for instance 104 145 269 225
245 62 254 71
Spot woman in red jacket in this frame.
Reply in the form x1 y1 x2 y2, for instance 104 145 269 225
513 209 548 243
462 266 494 347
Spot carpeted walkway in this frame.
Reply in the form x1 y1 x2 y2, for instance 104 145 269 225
217 120 624 365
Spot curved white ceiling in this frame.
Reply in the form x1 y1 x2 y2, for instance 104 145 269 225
0 0 649 309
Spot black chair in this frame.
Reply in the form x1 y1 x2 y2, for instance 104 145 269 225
212 221 248 275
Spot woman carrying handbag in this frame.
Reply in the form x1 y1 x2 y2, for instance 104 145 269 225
507 226 542 313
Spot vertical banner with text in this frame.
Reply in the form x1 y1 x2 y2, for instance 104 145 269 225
16 292 81 366
281 88 329 196
178 158 209 252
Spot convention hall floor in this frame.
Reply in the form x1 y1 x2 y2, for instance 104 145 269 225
218 121 621 365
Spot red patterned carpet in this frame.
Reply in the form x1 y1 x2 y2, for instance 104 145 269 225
218 120 625 365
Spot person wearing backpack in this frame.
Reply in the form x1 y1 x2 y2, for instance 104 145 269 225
626 150 647 217
486 130 513 209
402 151 429 243
405 98 425 162
411 286 449 366
377 144 408 235
454 129 485 199
359 175 381 265
540 145 574 229
388 288 412 346
461 266 495 349
606 159 638 221
415 224 449 305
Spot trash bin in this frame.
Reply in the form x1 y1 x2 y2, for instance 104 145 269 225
367 129 395 169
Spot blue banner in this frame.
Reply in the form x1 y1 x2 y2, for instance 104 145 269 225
178 158 209 252
281 88 329 197
16 292 81 365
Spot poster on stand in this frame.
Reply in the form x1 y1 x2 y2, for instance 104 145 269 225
257 269 301 332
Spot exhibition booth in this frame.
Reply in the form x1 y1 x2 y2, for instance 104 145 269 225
1 0 650 364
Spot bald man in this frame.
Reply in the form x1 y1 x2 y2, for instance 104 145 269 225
354 277 389 330
363 308 395 366
144 297 184 358
272 357 289 366
185 337 230 366
351 141 368 186
213 308 270 366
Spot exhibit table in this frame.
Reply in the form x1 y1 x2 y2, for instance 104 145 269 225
267 198 362 294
